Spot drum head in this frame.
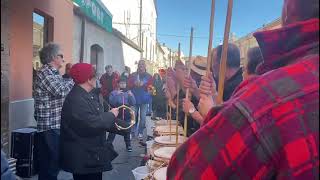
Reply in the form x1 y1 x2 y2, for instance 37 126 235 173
154 135 187 145
154 167 167 180
155 120 178 126
154 125 183 134
154 147 176 160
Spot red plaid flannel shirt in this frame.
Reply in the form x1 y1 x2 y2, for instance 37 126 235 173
167 18 319 180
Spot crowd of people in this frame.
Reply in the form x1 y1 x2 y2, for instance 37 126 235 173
166 0 319 179
2 0 318 179
29 42 168 179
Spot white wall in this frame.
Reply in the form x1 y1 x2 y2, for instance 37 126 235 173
122 41 139 72
73 14 140 76
102 0 157 62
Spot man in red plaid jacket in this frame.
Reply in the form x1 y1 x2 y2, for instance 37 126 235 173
167 0 319 179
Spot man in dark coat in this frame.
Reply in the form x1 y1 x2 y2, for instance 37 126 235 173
211 43 243 101
60 63 129 180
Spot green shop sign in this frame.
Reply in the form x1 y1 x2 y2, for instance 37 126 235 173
73 0 113 33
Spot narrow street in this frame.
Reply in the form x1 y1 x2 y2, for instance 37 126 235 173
23 118 149 180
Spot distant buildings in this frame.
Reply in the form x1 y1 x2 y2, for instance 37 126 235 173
232 18 282 66
102 0 157 73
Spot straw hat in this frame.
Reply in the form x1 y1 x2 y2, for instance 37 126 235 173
190 56 207 76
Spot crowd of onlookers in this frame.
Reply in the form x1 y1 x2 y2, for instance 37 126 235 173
29 42 166 179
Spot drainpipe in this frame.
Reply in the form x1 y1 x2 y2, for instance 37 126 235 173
80 15 85 62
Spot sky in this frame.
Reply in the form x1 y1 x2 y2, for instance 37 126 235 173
33 12 44 25
157 0 284 56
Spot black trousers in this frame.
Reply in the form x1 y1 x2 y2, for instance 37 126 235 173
107 132 131 146
73 172 102 180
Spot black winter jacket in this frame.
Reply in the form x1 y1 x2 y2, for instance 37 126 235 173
60 85 128 174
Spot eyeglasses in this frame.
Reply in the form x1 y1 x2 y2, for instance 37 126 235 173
57 54 64 59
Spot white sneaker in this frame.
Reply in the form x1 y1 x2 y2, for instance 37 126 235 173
138 133 143 140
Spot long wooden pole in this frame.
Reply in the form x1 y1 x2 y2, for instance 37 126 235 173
166 52 169 125
168 55 172 140
169 105 172 140
183 27 194 137
139 0 143 59
217 0 234 105
176 43 181 146
206 0 216 75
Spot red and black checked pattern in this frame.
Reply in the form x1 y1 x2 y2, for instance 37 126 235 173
167 19 319 180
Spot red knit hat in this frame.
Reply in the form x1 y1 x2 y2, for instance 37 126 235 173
69 63 95 84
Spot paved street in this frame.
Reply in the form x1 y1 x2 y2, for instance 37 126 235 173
22 118 150 180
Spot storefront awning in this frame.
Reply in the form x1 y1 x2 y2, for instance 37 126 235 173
73 0 112 33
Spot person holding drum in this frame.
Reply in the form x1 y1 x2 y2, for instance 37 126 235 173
60 63 129 180
167 59 203 136
107 75 136 152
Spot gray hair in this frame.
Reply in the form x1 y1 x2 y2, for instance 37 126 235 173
39 42 60 65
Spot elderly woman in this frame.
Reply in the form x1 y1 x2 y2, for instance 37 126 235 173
60 63 129 180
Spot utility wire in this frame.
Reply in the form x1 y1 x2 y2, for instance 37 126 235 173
157 33 224 40
157 33 208 39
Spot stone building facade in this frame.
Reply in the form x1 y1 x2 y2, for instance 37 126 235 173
233 18 282 66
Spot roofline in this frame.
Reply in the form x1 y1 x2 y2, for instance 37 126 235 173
234 17 281 43
156 42 165 53
112 28 143 52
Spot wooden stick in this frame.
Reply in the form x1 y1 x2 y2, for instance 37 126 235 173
176 43 181 146
166 105 169 124
183 27 194 137
167 48 172 138
206 0 216 75
176 84 180 146
166 68 169 124
217 0 234 105
169 105 172 140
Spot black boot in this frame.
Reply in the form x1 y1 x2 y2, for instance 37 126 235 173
126 141 132 152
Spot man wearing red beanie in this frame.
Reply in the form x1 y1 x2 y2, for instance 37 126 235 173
60 63 129 180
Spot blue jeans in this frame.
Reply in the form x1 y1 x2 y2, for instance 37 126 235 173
38 129 60 180
134 104 148 135
1 151 15 180
147 102 153 115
